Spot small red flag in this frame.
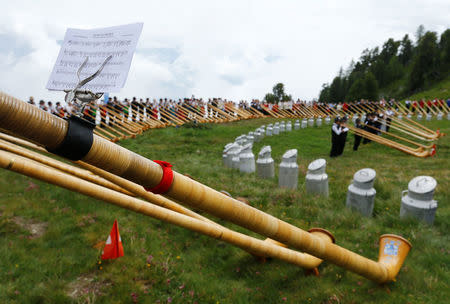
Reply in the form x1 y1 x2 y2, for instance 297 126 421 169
430 144 436 156
101 220 124 260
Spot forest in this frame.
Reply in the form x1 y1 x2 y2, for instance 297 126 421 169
319 25 450 102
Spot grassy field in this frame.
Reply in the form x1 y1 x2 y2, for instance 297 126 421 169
0 117 449 304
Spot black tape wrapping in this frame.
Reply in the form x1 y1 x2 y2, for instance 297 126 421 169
47 116 95 161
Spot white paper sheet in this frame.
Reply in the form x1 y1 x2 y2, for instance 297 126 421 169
46 23 143 92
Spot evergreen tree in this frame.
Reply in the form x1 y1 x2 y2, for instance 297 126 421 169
364 72 379 101
345 78 366 102
408 31 440 92
439 29 450 75
329 76 344 103
319 83 331 102
399 34 413 66
415 25 425 44
380 38 400 64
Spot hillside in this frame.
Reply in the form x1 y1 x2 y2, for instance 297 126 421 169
0 118 449 303
403 75 450 101
319 27 450 102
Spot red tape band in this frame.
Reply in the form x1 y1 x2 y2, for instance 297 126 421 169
144 160 174 194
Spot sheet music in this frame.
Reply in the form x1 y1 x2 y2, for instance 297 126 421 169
46 23 143 92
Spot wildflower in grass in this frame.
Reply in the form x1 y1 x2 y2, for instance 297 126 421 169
179 284 185 290
167 296 172 303
147 263 151 268
282 297 287 301
131 292 138 303
146 255 154 263
166 279 171 284
176 255 180 259
99 266 103 270
189 290 195 298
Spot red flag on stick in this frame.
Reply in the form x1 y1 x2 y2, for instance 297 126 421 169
101 220 124 260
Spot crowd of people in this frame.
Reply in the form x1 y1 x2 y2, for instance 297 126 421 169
25 94 447 156
330 105 400 157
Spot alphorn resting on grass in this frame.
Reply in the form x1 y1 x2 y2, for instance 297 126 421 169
0 148 336 271
0 91 412 283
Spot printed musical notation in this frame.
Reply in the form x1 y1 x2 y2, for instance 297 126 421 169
46 23 143 92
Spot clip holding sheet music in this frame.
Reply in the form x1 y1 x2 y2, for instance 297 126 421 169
64 55 112 115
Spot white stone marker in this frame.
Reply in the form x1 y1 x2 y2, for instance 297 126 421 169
235 135 246 146
223 143 235 167
325 116 331 125
400 176 438 225
239 143 255 173
437 113 443 120
346 168 377 217
316 117 323 127
266 126 273 136
278 149 299 189
247 132 255 144
407 114 412 119
447 113 450 120
308 118 315 127
397 114 403 120
426 113 432 121
273 124 280 135
301 119 307 129
256 146 275 179
258 128 265 139
230 146 242 169
280 121 286 132
294 120 300 130
286 121 292 132
305 159 329 196
417 113 423 120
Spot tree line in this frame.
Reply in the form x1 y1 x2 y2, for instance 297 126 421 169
319 25 450 103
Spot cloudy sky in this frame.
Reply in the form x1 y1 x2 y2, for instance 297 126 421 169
0 0 449 102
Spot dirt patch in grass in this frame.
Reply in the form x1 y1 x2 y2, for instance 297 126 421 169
66 273 112 301
12 216 47 239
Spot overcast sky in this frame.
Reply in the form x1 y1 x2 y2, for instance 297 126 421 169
0 0 449 102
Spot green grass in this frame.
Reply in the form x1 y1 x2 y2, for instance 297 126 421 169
403 75 450 101
0 118 449 303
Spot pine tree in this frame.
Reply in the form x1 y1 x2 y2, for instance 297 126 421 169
364 72 379 101
399 34 413 66
408 31 440 92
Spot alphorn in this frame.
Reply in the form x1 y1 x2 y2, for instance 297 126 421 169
0 92 412 283
0 149 337 271
347 125 435 158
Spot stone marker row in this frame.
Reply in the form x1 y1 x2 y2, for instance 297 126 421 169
223 120 439 225
346 168 438 224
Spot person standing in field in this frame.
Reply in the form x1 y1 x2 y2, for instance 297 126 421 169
330 117 343 157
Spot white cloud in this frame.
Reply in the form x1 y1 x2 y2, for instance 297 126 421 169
0 0 449 102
